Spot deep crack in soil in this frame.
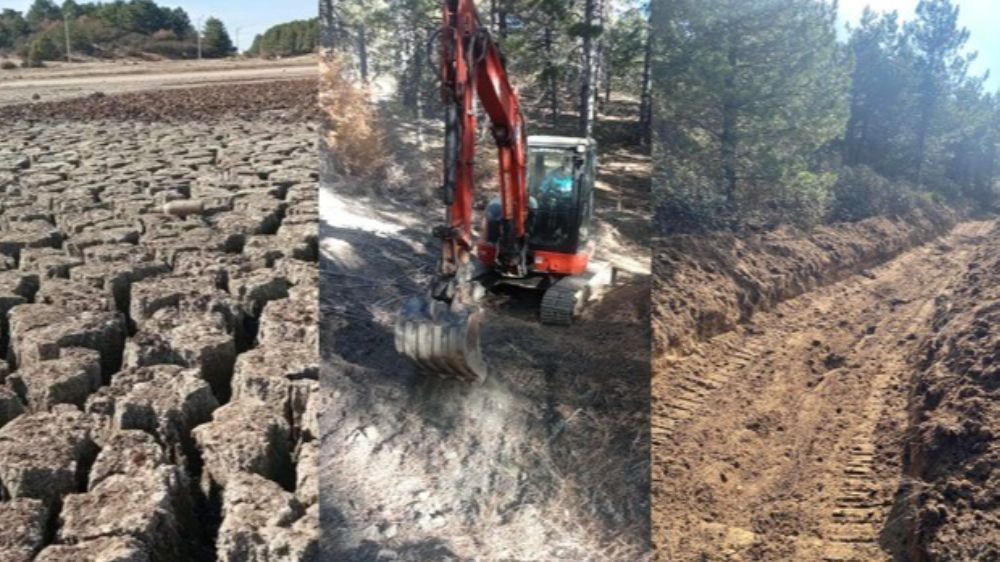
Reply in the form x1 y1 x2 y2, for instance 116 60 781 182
652 219 997 561
0 86 319 561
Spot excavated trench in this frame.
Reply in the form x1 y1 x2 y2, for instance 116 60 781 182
652 207 999 561
0 87 319 561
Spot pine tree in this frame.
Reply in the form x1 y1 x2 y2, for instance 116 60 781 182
26 0 60 30
201 17 235 58
905 0 972 189
655 0 849 229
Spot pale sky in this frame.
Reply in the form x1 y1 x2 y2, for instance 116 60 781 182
2 1 316 52
838 0 1000 90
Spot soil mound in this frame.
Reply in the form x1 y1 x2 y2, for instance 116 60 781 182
653 205 956 359
902 222 1000 561
0 79 317 123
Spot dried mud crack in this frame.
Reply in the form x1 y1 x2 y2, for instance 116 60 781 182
0 94 319 561
652 219 997 561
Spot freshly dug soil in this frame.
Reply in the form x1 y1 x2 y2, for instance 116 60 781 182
902 221 1000 561
0 79 318 123
651 199 994 560
653 206 956 360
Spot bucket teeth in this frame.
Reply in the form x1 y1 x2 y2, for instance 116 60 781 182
395 298 489 382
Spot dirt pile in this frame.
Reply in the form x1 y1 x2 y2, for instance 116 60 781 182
901 222 1000 561
0 79 318 123
0 115 318 560
653 205 955 359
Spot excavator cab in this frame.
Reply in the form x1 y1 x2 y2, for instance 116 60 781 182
525 136 597 274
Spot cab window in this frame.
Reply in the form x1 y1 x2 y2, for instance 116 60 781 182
527 148 578 250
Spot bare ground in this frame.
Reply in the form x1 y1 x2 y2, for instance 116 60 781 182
652 218 998 561
320 98 651 561
0 83 319 561
0 56 316 106
900 221 1000 561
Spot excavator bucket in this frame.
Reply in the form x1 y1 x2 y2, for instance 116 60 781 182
395 297 489 382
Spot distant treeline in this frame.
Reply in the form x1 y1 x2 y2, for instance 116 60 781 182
247 18 318 58
654 0 1000 233
0 0 235 64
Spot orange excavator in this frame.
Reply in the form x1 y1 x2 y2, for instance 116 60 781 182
395 0 613 382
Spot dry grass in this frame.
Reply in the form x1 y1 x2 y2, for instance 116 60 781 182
320 54 388 187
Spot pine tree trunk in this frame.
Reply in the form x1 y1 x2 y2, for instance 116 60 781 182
319 0 336 50
498 0 509 39
545 24 559 126
604 63 612 106
396 11 418 110
580 0 598 137
721 43 739 206
415 27 426 151
357 24 369 82
639 14 653 146
915 88 934 187
597 0 609 110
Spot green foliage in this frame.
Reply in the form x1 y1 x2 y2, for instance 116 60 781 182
655 0 849 231
329 0 649 129
771 171 835 228
201 17 234 58
0 9 30 49
844 1 999 210
26 0 61 30
830 166 920 222
655 0 1000 233
247 19 318 58
606 6 647 93
27 34 59 64
1 1 202 59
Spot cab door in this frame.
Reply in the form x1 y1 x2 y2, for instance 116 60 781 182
526 148 582 254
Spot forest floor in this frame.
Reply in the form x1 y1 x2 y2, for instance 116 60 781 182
0 55 315 106
319 96 651 561
652 217 1000 561
0 80 319 561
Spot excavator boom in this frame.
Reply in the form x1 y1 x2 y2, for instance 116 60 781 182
395 0 528 382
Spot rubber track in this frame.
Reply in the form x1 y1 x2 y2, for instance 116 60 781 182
540 279 583 326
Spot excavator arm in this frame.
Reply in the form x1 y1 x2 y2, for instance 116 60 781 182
395 0 528 382
440 0 528 279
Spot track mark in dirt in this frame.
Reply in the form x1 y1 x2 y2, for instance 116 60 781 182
817 221 994 562
652 220 996 562
653 334 766 435
818 261 955 562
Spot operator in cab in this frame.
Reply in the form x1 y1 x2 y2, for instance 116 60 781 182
538 159 575 199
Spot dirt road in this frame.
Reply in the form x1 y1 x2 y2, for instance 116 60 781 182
652 219 997 561
0 56 315 106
